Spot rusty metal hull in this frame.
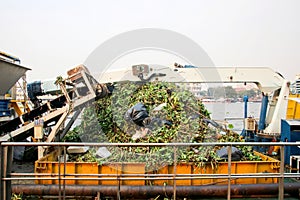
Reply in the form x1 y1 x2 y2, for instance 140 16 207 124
12 183 300 198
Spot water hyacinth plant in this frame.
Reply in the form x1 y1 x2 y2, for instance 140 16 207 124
64 81 260 170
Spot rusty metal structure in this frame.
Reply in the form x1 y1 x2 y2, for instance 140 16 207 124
10 183 300 198
1 142 300 199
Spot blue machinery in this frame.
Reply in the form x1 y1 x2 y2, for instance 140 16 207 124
281 120 300 165
242 83 300 161
242 93 282 154
258 95 269 131
0 52 30 121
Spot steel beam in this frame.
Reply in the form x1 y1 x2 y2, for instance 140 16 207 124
0 143 3 200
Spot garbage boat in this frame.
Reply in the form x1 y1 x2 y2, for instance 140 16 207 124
1 60 300 199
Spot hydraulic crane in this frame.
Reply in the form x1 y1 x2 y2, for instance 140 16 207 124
100 64 290 138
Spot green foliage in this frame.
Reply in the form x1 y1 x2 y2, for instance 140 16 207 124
227 124 234 129
208 86 237 99
64 82 260 169
62 126 81 142
237 88 259 99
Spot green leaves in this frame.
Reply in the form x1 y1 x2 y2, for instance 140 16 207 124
228 124 234 129
64 81 260 168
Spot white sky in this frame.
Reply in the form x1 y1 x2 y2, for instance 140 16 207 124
1 0 300 82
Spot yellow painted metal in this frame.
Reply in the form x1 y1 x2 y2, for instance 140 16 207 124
148 151 279 186
10 100 33 116
35 151 279 186
286 94 300 119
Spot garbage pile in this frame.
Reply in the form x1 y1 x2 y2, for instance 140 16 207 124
64 82 261 170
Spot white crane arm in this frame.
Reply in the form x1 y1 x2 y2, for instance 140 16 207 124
97 65 285 94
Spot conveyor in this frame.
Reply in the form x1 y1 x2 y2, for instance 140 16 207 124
0 67 111 158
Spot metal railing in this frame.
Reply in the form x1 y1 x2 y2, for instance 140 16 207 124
1 141 300 200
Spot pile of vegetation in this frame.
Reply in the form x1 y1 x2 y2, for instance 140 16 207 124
63 82 261 170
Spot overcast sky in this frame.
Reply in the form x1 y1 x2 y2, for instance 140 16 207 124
1 0 299 82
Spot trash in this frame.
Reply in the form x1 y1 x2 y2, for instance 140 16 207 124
96 147 111 158
125 102 172 135
152 103 167 111
145 117 172 130
125 102 149 126
132 128 150 140
216 146 243 161
67 146 90 154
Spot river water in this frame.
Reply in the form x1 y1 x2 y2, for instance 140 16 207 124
203 102 261 132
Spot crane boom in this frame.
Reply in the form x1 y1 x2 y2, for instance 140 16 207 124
98 64 289 135
98 65 285 94
0 64 290 159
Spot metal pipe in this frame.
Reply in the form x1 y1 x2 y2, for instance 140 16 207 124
0 142 3 200
279 146 285 199
173 145 177 199
3 174 293 181
12 183 300 198
2 141 299 147
5 146 13 200
227 145 232 200
243 95 248 118
63 146 67 200
258 94 268 131
9 172 294 177
58 145 62 200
